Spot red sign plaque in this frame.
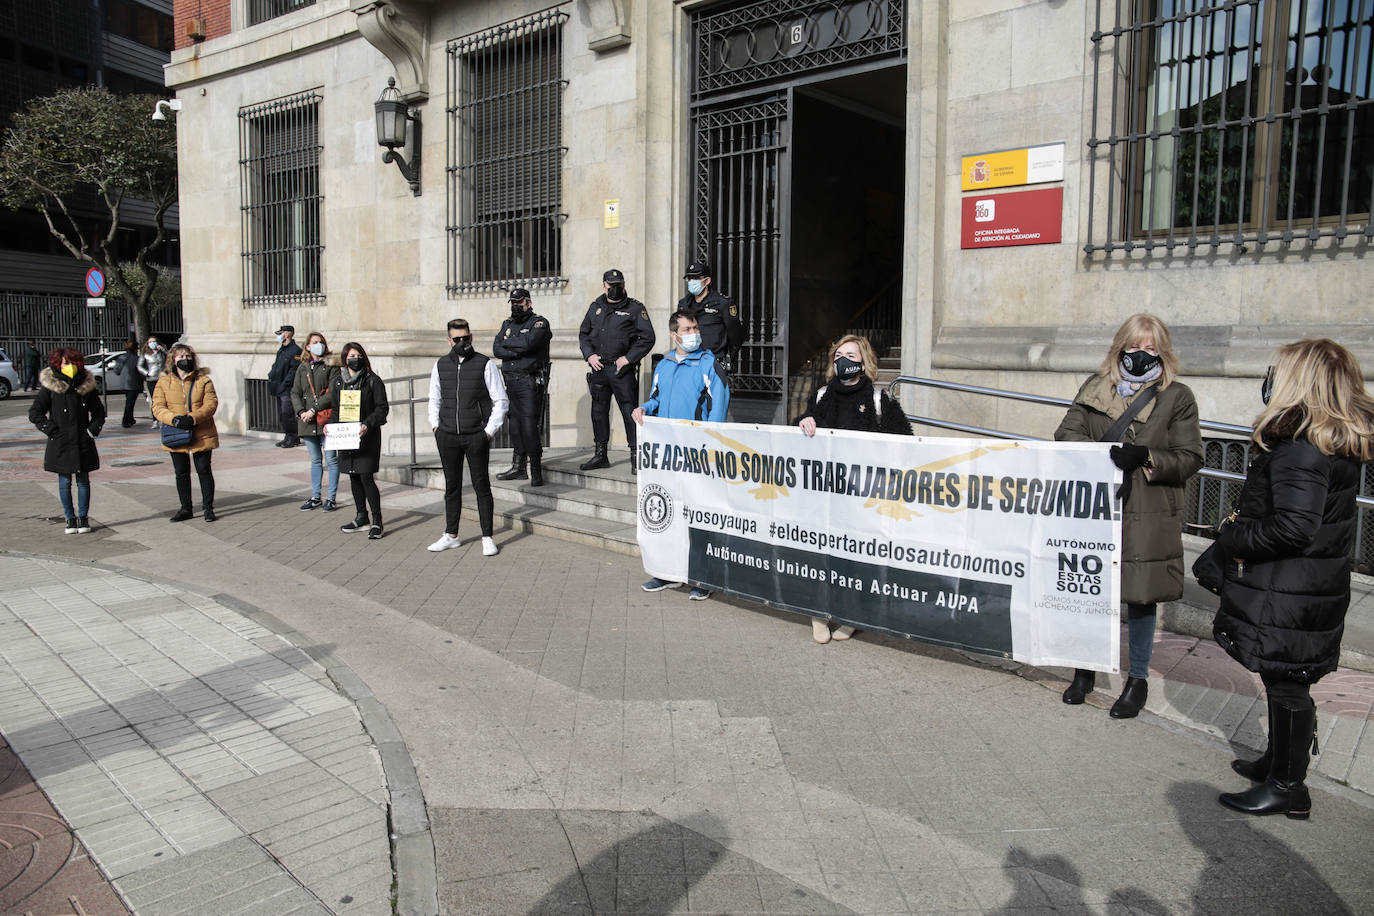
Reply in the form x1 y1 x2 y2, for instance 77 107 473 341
960 187 1064 249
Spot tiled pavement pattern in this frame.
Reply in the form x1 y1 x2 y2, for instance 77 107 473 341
0 555 390 915
3 408 1374 913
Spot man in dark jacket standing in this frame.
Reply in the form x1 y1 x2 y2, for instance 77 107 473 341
492 288 552 486
268 324 302 447
427 318 509 557
577 268 655 472
676 261 744 379
23 341 42 391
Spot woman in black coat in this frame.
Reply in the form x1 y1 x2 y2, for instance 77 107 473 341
796 334 913 643
1213 338 1374 819
330 342 389 539
29 347 106 533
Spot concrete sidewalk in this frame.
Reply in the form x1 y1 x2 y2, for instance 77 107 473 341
2 414 1373 914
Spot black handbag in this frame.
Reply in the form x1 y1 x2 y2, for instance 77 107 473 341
1192 541 1226 595
160 378 195 447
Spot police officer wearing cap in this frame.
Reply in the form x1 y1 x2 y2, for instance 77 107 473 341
676 261 744 378
268 324 302 448
492 288 552 486
577 268 655 471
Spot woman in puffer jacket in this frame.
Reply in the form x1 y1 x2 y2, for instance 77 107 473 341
1213 338 1374 819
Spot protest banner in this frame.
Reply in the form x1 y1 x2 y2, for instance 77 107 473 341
636 418 1123 671
323 421 361 452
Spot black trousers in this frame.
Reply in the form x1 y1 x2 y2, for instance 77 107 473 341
121 389 139 426
349 473 382 523
1261 673 1313 709
586 364 638 448
437 428 494 537
170 450 214 509
503 370 544 459
278 392 299 440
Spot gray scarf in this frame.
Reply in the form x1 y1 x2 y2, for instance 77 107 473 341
1117 363 1162 399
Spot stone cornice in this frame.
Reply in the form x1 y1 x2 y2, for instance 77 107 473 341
165 0 359 89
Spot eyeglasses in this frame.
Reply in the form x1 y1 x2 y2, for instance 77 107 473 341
449 334 471 343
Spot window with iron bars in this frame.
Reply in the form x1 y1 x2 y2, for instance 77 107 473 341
447 7 568 294
1086 0 1373 254
238 90 324 306
248 0 316 27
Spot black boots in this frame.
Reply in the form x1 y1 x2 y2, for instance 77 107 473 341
1109 676 1149 718
579 442 609 471
1062 669 1095 704
170 506 194 522
203 505 216 523
1220 699 1315 819
529 456 544 487
496 453 528 481
1232 697 1275 780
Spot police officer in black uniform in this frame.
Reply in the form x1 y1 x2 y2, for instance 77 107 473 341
577 268 655 471
677 261 744 377
492 288 552 486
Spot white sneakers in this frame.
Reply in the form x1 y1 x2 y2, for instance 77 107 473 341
427 533 461 552
428 532 498 556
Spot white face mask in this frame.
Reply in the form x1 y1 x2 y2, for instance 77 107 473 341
679 332 702 352
687 279 705 297
275 333 284 344
309 342 325 357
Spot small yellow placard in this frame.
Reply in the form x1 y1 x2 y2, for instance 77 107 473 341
961 142 1065 191
604 199 620 229
339 389 362 422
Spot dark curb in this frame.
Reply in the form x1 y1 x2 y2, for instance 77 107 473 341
0 550 440 916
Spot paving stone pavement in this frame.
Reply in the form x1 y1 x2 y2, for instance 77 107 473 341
2 412 1374 914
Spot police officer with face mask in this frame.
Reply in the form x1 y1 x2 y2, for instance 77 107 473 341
676 261 744 377
493 288 552 486
577 268 656 471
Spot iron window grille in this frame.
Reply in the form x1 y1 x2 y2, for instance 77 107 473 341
447 7 568 294
248 0 316 27
691 0 906 99
238 90 324 307
1086 0 1373 256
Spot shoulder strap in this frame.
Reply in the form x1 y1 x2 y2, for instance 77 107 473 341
873 388 883 416
1102 385 1157 442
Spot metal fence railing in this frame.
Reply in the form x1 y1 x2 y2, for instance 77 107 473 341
888 375 1374 575
245 378 281 433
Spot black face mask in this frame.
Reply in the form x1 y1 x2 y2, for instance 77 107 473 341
175 358 194 372
834 355 863 381
1261 365 1275 405
451 338 473 357
606 283 625 302
1120 349 1161 377
346 357 364 372
510 302 528 321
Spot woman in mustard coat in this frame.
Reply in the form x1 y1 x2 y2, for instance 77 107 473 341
153 343 220 522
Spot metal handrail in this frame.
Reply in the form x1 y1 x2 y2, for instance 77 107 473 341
378 372 431 467
886 374 1374 510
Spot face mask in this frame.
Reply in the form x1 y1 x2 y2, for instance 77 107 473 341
309 342 325 357
687 279 704 297
1120 349 1161 377
451 337 473 357
510 302 528 321
1261 365 1275 405
679 332 702 352
176 358 194 372
275 333 284 344
346 357 364 372
60 363 77 378
606 283 625 302
834 355 863 381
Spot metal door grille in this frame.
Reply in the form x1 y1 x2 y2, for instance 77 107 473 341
691 97 789 400
248 0 316 26
1086 0 1374 256
447 7 568 293
238 90 324 306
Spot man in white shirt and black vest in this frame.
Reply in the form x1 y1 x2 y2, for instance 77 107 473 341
426 318 509 557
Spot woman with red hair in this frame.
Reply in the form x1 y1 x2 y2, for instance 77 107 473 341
28 347 106 533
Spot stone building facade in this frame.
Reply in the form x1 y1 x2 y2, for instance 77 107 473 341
164 0 1372 454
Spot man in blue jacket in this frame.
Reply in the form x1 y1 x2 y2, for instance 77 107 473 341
632 308 729 599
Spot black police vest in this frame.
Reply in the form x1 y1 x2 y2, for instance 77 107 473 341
436 352 493 435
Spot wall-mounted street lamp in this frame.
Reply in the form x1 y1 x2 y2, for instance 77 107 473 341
151 99 181 121
375 77 421 196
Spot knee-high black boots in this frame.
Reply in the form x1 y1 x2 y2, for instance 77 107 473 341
1219 698 1315 819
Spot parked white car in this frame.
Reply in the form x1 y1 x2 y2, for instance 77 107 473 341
0 346 20 399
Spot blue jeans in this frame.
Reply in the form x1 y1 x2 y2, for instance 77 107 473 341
1126 602 1157 679
57 472 90 519
303 435 339 500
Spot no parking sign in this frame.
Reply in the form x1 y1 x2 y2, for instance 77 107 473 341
85 267 106 297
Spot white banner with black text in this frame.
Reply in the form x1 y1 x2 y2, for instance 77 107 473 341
636 418 1123 671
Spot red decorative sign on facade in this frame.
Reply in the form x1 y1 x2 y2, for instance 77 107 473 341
960 187 1064 249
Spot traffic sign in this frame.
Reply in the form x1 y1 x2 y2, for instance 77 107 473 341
85 267 106 297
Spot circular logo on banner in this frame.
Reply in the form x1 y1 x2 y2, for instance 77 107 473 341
638 483 673 534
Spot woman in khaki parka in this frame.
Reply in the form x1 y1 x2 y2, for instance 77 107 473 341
153 343 220 522
1055 314 1203 718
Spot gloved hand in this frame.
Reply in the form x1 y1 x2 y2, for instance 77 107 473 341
1110 444 1150 471
173 414 195 430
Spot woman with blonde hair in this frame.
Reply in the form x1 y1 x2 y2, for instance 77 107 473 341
152 343 220 522
796 333 913 643
1056 314 1203 717
1214 339 1374 818
291 331 341 511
